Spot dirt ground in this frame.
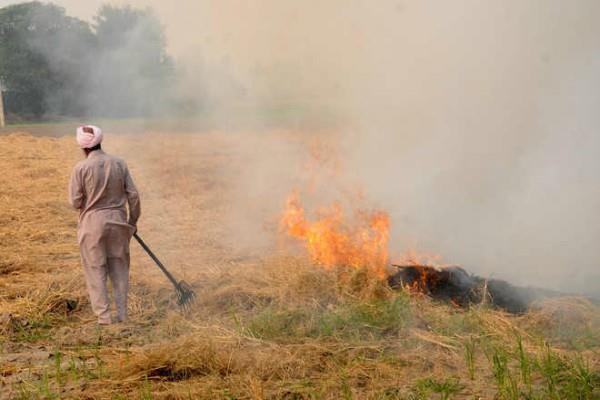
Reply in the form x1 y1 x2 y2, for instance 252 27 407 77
0 127 598 399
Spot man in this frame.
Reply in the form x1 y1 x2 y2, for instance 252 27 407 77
69 125 141 325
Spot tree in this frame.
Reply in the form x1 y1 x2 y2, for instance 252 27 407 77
0 2 93 118
88 5 173 117
0 2 173 120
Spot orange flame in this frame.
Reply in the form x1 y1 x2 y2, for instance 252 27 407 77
280 191 390 277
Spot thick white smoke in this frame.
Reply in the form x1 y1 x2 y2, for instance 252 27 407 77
2 0 599 295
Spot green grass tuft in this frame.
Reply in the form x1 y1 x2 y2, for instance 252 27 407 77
246 295 411 341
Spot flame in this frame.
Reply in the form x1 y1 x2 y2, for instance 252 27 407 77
280 191 390 277
394 251 450 293
393 250 446 268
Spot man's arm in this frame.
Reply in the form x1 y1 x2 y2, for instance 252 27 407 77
68 166 84 209
124 164 141 226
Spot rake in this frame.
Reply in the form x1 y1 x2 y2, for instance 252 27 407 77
133 233 196 309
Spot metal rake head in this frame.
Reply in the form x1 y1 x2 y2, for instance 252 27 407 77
175 280 196 310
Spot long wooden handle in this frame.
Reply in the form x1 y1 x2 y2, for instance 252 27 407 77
133 233 180 288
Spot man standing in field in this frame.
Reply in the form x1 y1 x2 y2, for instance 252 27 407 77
69 125 141 325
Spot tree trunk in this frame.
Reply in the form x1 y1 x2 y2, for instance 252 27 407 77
0 90 5 128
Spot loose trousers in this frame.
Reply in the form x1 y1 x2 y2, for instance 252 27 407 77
78 210 134 324
81 257 129 324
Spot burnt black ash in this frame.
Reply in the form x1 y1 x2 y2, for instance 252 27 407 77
388 265 562 314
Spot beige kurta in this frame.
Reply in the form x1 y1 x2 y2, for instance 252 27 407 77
69 150 140 324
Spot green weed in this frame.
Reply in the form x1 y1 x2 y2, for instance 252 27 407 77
376 387 403 399
464 336 476 380
53 350 64 387
490 347 519 400
414 377 464 400
140 375 154 400
535 344 599 400
515 334 532 399
10 316 56 342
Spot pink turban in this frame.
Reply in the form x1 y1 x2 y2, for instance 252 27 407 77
76 125 103 149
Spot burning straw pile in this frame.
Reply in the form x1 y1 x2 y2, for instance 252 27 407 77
279 188 571 314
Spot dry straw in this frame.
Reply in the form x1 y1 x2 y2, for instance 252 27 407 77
1 133 598 399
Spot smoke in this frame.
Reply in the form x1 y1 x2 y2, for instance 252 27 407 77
198 0 599 295
2 0 599 295
338 1 600 295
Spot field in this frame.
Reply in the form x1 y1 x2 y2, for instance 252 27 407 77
0 127 598 399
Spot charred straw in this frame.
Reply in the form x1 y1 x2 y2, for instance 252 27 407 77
388 264 568 314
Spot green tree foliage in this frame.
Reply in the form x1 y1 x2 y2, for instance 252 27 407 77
89 5 173 117
0 1 172 120
0 2 93 117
